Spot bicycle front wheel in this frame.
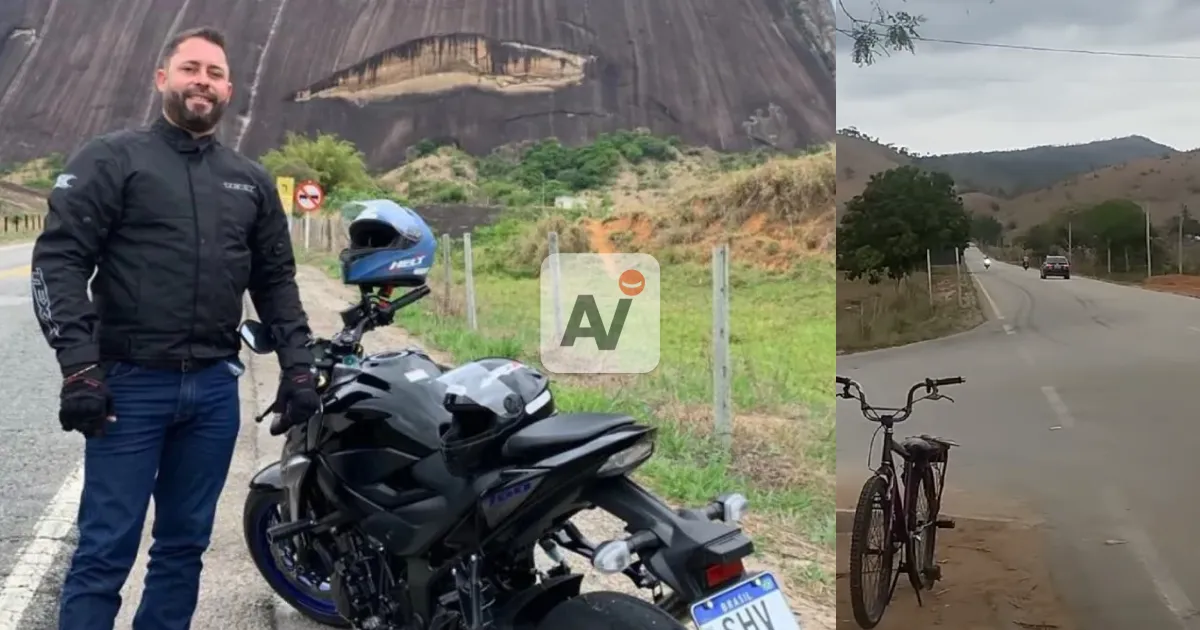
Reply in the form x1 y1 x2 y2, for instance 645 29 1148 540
849 474 896 629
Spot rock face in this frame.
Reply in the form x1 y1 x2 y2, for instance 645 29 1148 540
0 0 834 170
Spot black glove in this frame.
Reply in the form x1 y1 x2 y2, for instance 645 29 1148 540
272 365 321 436
59 364 115 438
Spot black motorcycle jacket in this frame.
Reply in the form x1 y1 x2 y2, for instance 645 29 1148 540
30 115 314 372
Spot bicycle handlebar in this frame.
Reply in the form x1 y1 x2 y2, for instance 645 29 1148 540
835 375 965 423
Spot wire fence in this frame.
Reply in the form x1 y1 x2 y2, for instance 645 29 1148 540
290 214 744 450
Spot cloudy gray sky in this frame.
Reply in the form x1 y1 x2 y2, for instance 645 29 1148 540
836 0 1200 154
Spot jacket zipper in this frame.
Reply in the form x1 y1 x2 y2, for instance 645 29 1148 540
185 155 200 373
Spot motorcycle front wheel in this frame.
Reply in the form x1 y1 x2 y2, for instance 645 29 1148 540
242 489 349 627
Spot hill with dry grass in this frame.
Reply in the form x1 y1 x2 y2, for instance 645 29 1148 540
835 130 1184 233
916 135 1178 197
835 133 1007 220
384 139 834 272
835 133 907 211
992 151 1200 231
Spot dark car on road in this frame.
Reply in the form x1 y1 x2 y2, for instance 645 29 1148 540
1041 255 1071 279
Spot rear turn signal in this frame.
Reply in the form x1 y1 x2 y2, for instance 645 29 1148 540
704 559 745 588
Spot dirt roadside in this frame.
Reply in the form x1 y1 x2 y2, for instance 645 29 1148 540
246 265 831 628
834 481 1077 630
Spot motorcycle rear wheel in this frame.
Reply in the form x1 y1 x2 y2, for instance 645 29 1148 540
536 591 686 629
243 489 349 627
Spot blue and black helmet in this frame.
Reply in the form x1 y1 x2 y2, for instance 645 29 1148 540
338 199 436 287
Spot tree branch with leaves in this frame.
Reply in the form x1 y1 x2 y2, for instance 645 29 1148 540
837 0 925 66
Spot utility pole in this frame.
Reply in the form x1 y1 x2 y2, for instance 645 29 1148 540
1146 209 1153 278
1067 220 1073 263
1180 204 1186 274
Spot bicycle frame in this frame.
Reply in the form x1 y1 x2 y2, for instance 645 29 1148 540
872 417 913 565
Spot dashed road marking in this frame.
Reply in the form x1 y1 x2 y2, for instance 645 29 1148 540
1003 324 1015 335
0 465 83 629
1040 386 1075 429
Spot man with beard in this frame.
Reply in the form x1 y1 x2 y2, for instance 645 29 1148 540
29 26 321 630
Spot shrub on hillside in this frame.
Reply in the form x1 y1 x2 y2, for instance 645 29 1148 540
481 214 591 277
259 132 373 194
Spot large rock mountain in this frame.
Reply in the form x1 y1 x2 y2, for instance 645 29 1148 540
0 0 834 170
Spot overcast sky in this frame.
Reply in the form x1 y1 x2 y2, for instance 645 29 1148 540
836 0 1200 154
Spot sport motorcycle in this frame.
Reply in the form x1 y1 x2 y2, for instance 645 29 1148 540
238 284 801 630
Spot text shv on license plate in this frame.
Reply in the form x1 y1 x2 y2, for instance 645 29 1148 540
690 571 802 630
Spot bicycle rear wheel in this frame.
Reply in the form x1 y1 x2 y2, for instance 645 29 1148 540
849 474 896 629
905 465 940 592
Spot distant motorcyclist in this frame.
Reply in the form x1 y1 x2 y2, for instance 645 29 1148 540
983 256 992 269
1022 255 1029 270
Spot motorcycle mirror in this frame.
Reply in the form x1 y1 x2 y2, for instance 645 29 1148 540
238 320 276 354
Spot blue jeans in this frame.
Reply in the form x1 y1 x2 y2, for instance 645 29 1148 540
58 359 243 630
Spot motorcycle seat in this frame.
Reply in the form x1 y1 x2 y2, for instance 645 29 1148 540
502 412 635 460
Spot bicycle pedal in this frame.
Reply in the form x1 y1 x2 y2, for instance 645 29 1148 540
935 517 956 529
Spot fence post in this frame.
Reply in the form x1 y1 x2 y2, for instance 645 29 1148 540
463 232 477 331
954 247 962 307
712 243 732 450
303 213 311 250
548 231 563 342
926 249 933 306
441 233 452 313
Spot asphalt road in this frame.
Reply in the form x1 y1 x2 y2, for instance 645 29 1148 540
838 247 1200 630
0 241 326 629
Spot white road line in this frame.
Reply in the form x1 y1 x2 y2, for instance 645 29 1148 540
1102 487 1199 627
973 273 1005 320
1040 386 1075 429
1003 324 1015 335
0 465 83 629
0 242 33 253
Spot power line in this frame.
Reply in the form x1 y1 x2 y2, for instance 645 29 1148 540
916 36 1200 60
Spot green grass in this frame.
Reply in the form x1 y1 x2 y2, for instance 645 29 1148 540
299 245 838 590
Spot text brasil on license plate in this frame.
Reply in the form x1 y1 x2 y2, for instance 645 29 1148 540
690 571 801 630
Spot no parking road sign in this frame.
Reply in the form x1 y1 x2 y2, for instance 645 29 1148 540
294 180 324 213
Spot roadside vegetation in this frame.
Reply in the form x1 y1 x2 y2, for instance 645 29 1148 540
836 165 981 352
282 130 838 598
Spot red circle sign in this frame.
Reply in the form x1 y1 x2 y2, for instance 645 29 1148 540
294 180 324 213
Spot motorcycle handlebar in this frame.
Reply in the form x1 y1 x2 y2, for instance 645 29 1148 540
253 284 432 429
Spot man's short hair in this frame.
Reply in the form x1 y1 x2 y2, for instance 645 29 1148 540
159 26 227 69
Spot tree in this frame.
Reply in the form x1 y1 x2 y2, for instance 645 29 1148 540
1073 200 1148 253
1166 205 1200 237
258 131 374 194
1018 222 1057 256
837 165 971 282
1019 199 1156 259
970 214 1004 246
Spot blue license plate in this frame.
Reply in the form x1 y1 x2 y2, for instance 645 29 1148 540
689 571 802 630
